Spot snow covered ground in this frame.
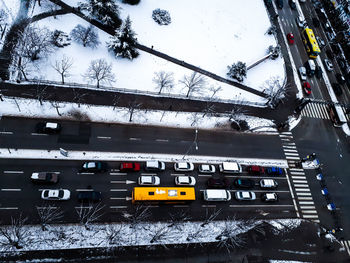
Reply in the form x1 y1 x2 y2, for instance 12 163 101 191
3 0 285 104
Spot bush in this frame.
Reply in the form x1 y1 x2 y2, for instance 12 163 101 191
152 8 171 25
51 30 71 48
122 0 141 5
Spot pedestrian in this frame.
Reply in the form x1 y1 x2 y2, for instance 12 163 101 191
151 45 154 49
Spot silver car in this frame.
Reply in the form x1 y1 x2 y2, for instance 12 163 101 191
174 162 194 172
299 67 307 81
41 189 70 201
138 176 160 186
235 191 256 201
324 59 334 71
198 164 216 173
175 176 196 186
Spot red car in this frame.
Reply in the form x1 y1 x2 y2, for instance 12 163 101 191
247 165 265 175
120 162 141 172
287 33 295 44
303 81 311 95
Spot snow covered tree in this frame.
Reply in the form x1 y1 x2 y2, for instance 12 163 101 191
268 45 281 59
0 214 29 250
124 205 151 229
105 224 125 245
227 61 247 82
152 9 171 25
127 100 142 122
75 202 105 230
216 219 246 252
84 58 115 88
36 205 64 231
179 72 207 97
209 85 223 100
108 16 139 60
153 71 174 94
123 0 141 5
150 225 173 244
261 76 289 109
79 0 122 29
168 210 191 230
266 25 277 35
52 55 73 84
51 30 71 48
70 24 99 48
0 9 8 40
72 88 88 108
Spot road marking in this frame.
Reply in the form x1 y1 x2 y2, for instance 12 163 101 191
110 173 127 176
294 184 309 188
281 138 290 142
197 174 211 177
312 219 320 223
279 134 293 138
31 133 49 136
155 139 169 142
202 205 216 208
129 137 141 141
300 206 316 209
110 206 128 209
1 189 21 191
299 201 314 205
295 188 310 192
290 172 305 175
341 241 350 256
0 207 18 210
302 210 318 214
286 156 300 160
171 173 185 176
285 168 300 218
229 205 294 208
76 189 94 192
173 205 190 208
283 149 298 153
292 179 307 183
140 173 157 176
296 192 312 196
289 168 304 172
97 136 111 139
284 152 300 156
110 180 136 184
302 214 319 218
3 171 24 174
36 206 58 209
298 196 313 200
228 190 290 193
110 189 128 192
75 206 92 209
77 172 94 175
110 197 132 201
0 131 13 135
283 145 297 149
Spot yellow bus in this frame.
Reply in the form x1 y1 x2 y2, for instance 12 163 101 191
132 187 195 204
302 28 321 58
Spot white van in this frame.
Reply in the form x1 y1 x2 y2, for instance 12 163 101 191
203 189 231 201
219 162 242 173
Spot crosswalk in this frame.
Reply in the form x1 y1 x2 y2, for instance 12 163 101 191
341 240 350 256
301 103 350 121
279 131 319 223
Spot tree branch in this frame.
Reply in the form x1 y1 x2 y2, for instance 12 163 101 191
31 8 71 23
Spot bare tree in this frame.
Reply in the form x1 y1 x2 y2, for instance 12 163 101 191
75 202 105 230
35 83 48 106
187 112 201 127
150 225 173 244
153 71 174 94
0 9 8 40
261 76 289 109
70 24 100 48
84 59 115 88
186 225 205 242
202 102 216 117
179 72 207 97
105 224 125 245
201 208 222 227
51 100 63 116
215 219 246 252
123 205 151 229
0 214 29 250
127 100 142 122
228 104 245 121
36 204 64 231
52 55 73 84
168 210 191 230
112 94 120 110
72 88 88 108
209 85 223 100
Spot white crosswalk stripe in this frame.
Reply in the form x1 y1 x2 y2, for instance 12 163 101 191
341 240 350 256
301 103 330 119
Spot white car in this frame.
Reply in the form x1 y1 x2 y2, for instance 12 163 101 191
198 164 216 173
145 160 165 171
259 179 278 189
299 67 307 81
138 176 160 186
174 162 194 172
41 189 70 201
316 36 325 48
235 191 256 201
175 176 196 186
296 16 306 28
324 59 334 71
219 162 242 173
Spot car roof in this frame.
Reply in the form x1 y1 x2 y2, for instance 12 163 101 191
241 192 251 198
178 176 190 183
266 193 276 199
178 162 188 168
46 122 58 129
262 179 275 185
222 162 239 170
141 176 153 183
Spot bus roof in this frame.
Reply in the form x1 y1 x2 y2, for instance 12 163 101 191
304 28 321 53
133 187 195 201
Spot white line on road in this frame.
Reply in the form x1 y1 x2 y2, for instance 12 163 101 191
294 184 309 188
302 210 318 214
155 139 169 142
292 178 307 182
3 171 24 174
110 172 127 176
289 168 304 172
284 152 300 156
300 206 316 209
197 174 211 177
77 172 94 175
0 207 18 210
0 131 13 135
129 137 141 141
299 201 314 205
285 167 300 218
302 214 319 219
140 173 157 176
295 188 310 192
173 205 190 208
228 190 290 193
286 156 300 160
290 172 305 175
97 136 111 139
36 206 58 209
283 145 297 149
281 138 290 142
202 205 216 208
296 192 312 196
110 197 131 200
297 196 313 200
170 173 185 176
312 219 320 223
283 149 298 153
75 206 92 209
31 133 49 136
229 205 294 208
1 189 21 191
110 206 128 209
110 189 128 192
76 189 94 192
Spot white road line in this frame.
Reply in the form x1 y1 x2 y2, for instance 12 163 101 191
31 133 49 136
299 201 314 205
312 219 320 223
97 136 111 139
110 189 128 192
202 205 216 208
155 139 169 142
0 207 18 210
302 210 318 214
281 138 290 142
284 142 296 146
197 174 211 177
229 205 294 208
228 190 290 193
279 135 293 138
320 105 329 119
110 173 127 176
286 156 300 160
295 188 310 192
36 206 58 209
292 179 307 182
283 149 298 153
302 214 318 219
342 241 350 256
77 172 94 175
129 137 141 141
290 171 305 175
300 206 316 209
1 189 21 191
280 131 292 135
296 192 312 196
297 196 313 200
171 173 185 176
3 171 24 174
110 206 128 209
76 189 93 192
140 173 157 176
294 184 309 188
284 152 300 156
285 169 300 218
173 205 190 208
75 206 92 209
314 104 322 118
289 168 304 172
0 131 13 135
110 197 128 200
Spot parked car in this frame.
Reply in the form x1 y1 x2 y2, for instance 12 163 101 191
247 165 265 175
260 179 278 189
266 167 284 176
312 17 320 28
41 189 70 201
77 191 102 202
235 191 256 201
336 73 346 85
299 67 307 81
233 178 255 189
120 162 141 172
203 189 231 202
287 33 294 44
332 83 343 96
315 65 323 79
324 22 332 32
296 16 306 28
145 160 165 171
289 0 296 9
198 164 216 173
175 176 196 186
326 32 335 41
81 161 107 173
303 82 311 95
261 193 279 202
219 162 242 173
31 172 59 184
207 177 229 188
138 175 160 186
324 59 334 71
36 122 61 134
174 162 194 172
316 36 325 48
338 58 347 70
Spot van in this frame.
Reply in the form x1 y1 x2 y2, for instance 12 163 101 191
203 189 231 201
305 59 316 76
219 162 242 173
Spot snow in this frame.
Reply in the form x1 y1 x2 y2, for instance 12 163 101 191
27 0 284 104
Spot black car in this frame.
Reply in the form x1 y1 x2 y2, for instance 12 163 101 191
81 161 108 173
78 191 102 202
289 0 296 9
233 178 255 189
325 49 334 60
338 58 347 70
312 17 320 28
207 177 229 189
315 65 322 79
336 73 346 85
332 83 343 96
36 122 61 134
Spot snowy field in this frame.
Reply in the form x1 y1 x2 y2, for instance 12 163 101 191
0 0 285 104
